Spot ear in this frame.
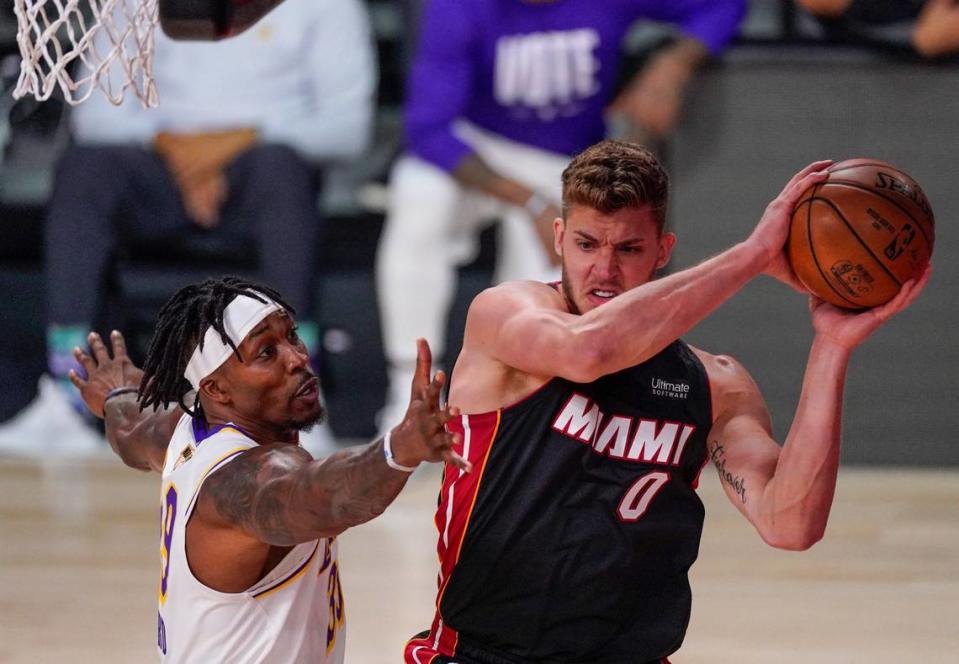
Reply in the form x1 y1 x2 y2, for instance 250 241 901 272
553 216 565 258
655 232 677 270
199 373 232 407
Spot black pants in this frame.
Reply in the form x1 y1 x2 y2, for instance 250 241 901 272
44 142 322 326
433 636 671 664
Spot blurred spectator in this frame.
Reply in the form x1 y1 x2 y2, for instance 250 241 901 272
375 0 745 433
797 0 959 59
0 0 376 456
913 0 959 58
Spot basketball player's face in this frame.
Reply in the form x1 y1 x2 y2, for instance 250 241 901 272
217 312 323 435
555 205 675 315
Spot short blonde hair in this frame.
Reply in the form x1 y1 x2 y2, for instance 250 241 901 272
561 140 669 232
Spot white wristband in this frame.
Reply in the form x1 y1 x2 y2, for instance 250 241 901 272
383 430 417 473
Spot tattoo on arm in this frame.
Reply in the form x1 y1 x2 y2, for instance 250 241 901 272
711 440 747 505
103 394 172 473
200 440 412 546
202 450 298 544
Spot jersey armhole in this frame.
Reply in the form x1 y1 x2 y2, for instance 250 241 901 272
183 444 252 521
178 443 264 598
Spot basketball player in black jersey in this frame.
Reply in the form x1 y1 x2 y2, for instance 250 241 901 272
405 141 931 664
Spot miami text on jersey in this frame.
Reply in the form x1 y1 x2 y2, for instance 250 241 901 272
551 393 695 465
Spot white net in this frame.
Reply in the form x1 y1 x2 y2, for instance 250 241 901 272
13 0 159 107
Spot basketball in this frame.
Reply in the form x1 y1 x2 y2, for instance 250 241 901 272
787 159 935 309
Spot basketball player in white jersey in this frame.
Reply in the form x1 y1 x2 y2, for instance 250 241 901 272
68 276 469 663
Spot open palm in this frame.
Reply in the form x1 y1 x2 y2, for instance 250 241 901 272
811 265 932 350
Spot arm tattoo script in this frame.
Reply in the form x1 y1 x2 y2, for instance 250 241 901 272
710 440 748 505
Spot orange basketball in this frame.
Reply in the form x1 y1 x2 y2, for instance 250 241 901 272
787 159 935 309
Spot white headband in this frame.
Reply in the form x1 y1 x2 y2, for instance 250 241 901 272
184 293 283 390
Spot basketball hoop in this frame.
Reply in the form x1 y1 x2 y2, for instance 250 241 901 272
13 0 288 106
13 0 160 107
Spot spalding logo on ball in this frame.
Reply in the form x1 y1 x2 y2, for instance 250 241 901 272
787 159 935 309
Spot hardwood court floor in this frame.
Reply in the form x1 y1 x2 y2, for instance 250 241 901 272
1 454 956 663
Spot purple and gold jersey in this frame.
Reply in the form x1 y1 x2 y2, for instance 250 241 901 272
408 340 712 663
406 0 745 172
158 415 345 663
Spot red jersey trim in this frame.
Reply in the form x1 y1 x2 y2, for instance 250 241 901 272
409 410 501 661
691 445 711 490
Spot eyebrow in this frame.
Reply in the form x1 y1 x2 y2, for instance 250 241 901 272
247 321 271 341
572 230 646 246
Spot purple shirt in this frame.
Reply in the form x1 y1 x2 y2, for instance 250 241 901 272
405 0 745 172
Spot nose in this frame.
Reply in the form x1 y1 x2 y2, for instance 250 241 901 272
282 340 310 372
592 247 620 280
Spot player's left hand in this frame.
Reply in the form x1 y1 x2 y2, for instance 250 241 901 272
69 330 145 418
390 339 472 473
810 264 932 349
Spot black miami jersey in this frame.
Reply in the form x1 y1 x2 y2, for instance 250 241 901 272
406 340 712 664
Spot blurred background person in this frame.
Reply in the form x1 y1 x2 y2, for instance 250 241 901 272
0 0 376 456
374 0 746 434
796 0 959 59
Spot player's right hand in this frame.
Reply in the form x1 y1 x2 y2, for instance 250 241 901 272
69 330 145 418
389 339 472 473
748 160 832 266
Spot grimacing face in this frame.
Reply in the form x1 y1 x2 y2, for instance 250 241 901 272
554 205 676 315
208 311 323 433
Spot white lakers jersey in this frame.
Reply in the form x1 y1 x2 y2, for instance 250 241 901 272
158 414 346 663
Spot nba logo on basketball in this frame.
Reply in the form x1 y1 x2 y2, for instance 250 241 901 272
829 260 875 299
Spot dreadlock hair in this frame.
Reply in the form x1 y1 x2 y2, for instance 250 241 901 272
138 275 295 419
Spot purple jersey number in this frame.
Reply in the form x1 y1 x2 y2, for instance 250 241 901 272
159 485 178 602
158 485 177 654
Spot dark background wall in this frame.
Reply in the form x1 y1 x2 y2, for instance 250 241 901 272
669 48 957 466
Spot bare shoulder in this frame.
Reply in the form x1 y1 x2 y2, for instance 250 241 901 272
468 280 568 323
202 443 311 500
452 281 564 410
195 443 312 537
688 345 751 386
688 345 765 421
465 280 568 345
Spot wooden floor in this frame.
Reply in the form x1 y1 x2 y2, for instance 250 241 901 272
1 454 956 663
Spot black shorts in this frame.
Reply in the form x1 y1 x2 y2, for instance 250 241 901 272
408 630 671 664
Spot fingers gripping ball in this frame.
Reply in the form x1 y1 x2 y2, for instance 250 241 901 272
787 159 935 309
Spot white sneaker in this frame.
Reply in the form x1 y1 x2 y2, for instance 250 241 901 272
0 376 104 459
299 418 340 459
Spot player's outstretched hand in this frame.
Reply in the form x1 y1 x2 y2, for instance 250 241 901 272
811 263 933 350
68 330 145 418
750 160 832 266
389 339 472 473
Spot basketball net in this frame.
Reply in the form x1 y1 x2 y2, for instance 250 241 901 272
13 0 159 107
